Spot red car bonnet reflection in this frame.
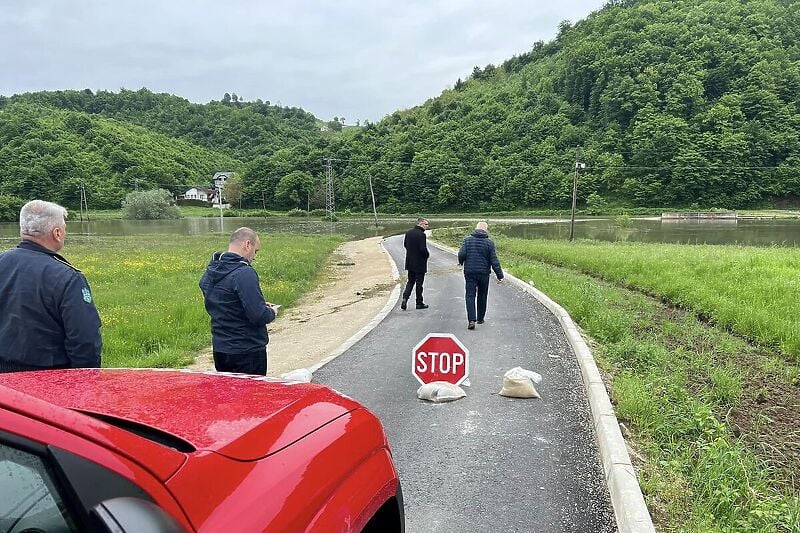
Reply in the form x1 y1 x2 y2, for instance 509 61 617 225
0 369 360 459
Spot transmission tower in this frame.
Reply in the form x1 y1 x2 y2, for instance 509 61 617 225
325 157 335 221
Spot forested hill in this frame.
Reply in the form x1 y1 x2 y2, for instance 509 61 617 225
4 88 320 161
324 0 800 212
0 102 238 209
3 0 800 214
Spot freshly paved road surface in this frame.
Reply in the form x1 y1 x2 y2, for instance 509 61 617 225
315 235 616 532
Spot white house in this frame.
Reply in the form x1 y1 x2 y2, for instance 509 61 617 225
182 187 214 202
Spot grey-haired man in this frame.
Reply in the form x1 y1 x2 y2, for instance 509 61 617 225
0 200 102 372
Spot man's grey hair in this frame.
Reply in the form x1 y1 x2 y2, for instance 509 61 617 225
417 217 428 225
230 227 258 244
476 221 488 231
19 200 68 237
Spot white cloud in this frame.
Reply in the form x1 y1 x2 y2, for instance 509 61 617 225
0 0 606 122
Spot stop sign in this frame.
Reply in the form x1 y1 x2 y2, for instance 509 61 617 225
412 333 469 386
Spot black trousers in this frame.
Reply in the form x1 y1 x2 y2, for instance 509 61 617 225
213 348 268 376
464 273 490 322
402 271 426 304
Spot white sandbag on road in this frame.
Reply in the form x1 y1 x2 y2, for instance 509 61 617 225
281 368 313 382
499 366 542 399
417 381 467 403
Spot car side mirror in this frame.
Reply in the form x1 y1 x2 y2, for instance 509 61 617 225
91 497 187 533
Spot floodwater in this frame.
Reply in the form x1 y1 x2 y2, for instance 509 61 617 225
0 216 798 247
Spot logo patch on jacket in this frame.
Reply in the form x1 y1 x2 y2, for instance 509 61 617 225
82 287 92 303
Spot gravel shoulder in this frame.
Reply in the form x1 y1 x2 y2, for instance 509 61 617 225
188 236 396 375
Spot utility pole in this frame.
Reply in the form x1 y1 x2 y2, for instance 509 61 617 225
79 183 84 222
217 181 224 233
569 146 583 242
368 174 378 227
325 157 335 223
79 182 89 222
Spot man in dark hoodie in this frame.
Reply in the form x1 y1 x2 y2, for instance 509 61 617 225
199 227 277 375
458 221 504 330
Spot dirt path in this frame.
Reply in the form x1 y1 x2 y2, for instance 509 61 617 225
188 236 397 375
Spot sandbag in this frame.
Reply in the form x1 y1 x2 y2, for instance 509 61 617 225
499 367 541 399
417 381 467 403
281 368 313 383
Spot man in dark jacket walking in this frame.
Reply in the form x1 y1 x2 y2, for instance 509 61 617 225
199 227 277 375
0 200 102 372
402 217 430 310
458 221 504 330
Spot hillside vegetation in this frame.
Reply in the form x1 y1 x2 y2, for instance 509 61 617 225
328 0 800 212
2 0 800 214
0 103 238 209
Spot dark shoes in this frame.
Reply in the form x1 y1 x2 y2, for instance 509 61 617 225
401 299 427 310
468 321 476 330
477 319 484 324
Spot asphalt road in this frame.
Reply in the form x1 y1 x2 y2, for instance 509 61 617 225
315 235 616 533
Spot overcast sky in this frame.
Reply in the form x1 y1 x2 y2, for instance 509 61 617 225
2 1 606 123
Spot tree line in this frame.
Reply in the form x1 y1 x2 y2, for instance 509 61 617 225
2 0 799 218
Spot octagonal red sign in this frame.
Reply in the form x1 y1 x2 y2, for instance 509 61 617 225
412 333 469 386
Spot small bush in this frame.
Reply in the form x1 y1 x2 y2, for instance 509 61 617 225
585 193 608 215
310 208 326 217
287 208 307 217
121 189 180 220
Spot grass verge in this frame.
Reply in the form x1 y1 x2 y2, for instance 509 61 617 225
1 234 343 368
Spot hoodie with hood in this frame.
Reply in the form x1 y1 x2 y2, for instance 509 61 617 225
458 229 504 279
199 251 276 353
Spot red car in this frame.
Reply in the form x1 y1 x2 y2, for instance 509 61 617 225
0 369 404 532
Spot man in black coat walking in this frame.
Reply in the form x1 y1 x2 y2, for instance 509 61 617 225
402 217 430 310
458 221 504 329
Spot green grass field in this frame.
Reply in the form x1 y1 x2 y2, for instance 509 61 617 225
499 238 800 361
1 234 343 368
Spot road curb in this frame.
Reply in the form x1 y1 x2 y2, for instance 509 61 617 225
428 239 655 533
310 239 401 374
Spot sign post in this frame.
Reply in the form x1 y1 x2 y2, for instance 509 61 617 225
412 333 469 386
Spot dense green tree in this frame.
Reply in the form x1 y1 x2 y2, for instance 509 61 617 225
121 189 180 219
275 171 315 208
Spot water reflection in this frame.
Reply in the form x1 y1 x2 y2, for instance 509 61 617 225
495 218 800 247
0 216 798 247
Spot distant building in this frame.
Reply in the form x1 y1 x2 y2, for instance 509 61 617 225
181 172 234 205
182 187 214 202
212 172 234 190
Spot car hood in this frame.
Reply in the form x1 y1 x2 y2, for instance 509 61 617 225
0 369 360 461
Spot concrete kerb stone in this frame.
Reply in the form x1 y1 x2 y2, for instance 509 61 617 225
428 239 655 533
309 239 401 374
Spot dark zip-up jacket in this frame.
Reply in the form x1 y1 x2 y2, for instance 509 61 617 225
0 240 102 371
199 252 276 353
458 230 504 279
404 225 429 273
